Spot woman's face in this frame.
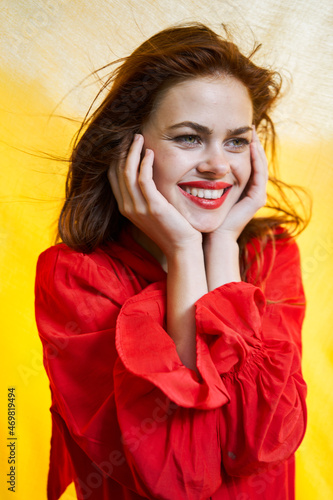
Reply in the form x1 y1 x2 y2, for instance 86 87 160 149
141 76 253 233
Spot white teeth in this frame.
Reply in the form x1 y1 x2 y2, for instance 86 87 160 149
182 186 226 199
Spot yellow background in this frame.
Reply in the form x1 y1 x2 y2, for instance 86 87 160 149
1 1 332 499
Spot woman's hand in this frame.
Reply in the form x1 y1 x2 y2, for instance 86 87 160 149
107 134 202 260
210 126 268 242
203 127 268 290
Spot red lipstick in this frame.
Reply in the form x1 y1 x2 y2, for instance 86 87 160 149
178 181 232 190
177 182 232 210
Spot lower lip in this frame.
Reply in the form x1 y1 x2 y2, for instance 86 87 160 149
178 187 231 209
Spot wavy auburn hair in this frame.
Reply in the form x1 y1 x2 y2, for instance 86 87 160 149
58 22 310 280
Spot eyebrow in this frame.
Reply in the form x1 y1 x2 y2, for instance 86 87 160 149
227 126 253 135
166 121 252 136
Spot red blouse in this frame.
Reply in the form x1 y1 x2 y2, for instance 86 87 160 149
35 228 307 500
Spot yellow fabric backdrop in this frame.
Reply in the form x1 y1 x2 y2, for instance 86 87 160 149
1 1 332 498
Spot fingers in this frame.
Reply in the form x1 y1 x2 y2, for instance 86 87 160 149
108 134 144 215
121 135 143 193
119 134 146 209
242 127 268 209
137 149 165 209
108 133 159 221
251 127 268 181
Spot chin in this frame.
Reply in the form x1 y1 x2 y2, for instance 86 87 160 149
191 220 225 233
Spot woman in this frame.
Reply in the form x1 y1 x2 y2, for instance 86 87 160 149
35 23 309 500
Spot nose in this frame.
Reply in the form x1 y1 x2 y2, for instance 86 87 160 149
196 147 230 176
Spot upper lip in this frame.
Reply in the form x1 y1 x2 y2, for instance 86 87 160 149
178 181 232 190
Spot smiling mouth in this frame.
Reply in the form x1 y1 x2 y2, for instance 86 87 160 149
180 186 229 199
177 183 232 209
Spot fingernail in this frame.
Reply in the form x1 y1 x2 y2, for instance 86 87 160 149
134 134 141 141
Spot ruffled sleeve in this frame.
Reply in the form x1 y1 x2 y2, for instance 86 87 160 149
194 237 307 476
35 234 307 500
115 281 231 409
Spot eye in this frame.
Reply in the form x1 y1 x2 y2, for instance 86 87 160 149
174 135 202 146
225 137 250 152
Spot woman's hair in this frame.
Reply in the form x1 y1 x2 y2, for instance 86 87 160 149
57 22 311 280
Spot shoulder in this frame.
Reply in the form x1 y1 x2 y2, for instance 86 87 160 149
246 228 305 305
245 227 302 287
35 242 127 297
37 243 77 273
37 241 125 272
265 229 301 269
37 243 95 279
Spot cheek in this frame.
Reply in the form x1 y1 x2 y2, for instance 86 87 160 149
152 149 184 186
232 154 252 185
